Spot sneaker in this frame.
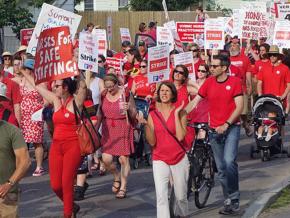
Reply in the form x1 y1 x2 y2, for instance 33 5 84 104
219 199 240 215
265 132 272 142
32 168 45 176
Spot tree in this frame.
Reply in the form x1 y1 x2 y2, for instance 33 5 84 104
129 0 198 11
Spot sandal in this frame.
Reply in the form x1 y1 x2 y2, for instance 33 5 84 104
112 180 121 194
116 189 127 199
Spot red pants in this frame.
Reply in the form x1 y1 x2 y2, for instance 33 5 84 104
49 139 81 216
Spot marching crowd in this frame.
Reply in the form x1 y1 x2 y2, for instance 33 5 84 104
1 11 290 218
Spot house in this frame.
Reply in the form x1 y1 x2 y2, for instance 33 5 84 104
75 0 129 11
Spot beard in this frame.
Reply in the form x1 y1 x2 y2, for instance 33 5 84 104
230 49 240 57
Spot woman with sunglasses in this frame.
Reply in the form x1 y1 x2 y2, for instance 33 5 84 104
96 74 137 199
125 48 142 89
2 52 13 77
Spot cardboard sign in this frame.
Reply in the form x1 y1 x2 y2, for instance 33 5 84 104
34 26 78 84
164 21 183 52
273 21 290 49
204 18 225 50
20 28 34 46
176 22 204 43
106 57 123 75
240 11 269 40
274 3 290 21
92 29 107 57
120 28 131 42
156 26 174 51
27 3 82 55
78 32 98 72
173 51 195 81
148 45 170 84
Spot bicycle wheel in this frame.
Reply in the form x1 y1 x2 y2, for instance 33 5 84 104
194 150 215 209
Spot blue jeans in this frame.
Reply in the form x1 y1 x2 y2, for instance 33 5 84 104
209 125 240 201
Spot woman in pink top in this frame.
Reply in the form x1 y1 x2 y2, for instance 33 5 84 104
137 81 189 218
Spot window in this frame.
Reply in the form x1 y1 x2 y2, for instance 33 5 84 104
84 0 94 11
119 0 129 7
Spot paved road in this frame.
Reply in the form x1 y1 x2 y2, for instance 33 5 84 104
19 127 290 218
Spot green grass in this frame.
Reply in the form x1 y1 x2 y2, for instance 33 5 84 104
269 186 290 209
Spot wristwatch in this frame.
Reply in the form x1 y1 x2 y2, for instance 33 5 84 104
7 179 15 186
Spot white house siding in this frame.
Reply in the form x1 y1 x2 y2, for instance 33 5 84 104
76 0 119 11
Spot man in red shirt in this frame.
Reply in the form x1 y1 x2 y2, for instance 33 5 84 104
257 45 290 100
230 41 253 136
253 44 270 78
185 54 243 215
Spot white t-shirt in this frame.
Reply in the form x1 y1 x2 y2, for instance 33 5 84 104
89 77 101 105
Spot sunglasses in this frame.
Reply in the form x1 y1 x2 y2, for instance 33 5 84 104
191 49 199 52
174 69 185 74
198 69 207 73
269 54 279 57
209 64 221 69
140 65 147 68
3 57 11 61
98 60 103 63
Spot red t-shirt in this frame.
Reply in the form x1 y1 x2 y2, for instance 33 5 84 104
253 59 270 76
151 109 185 165
133 74 156 97
174 84 189 109
257 63 290 96
228 64 243 79
198 76 243 128
114 52 126 60
1 77 21 112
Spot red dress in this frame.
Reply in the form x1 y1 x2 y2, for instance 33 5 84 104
20 85 44 143
101 96 134 156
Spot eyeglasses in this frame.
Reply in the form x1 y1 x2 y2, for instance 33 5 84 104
191 49 198 52
269 54 278 57
98 60 103 63
209 65 221 69
55 84 62 89
140 65 147 68
198 69 207 73
174 69 185 74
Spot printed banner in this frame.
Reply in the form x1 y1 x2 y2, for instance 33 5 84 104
204 18 225 50
20 28 34 46
273 21 290 49
176 22 204 43
148 45 170 84
240 10 270 40
27 3 82 55
274 3 290 20
173 51 195 81
164 21 183 52
92 29 108 57
34 26 78 84
156 26 174 51
106 57 123 75
120 28 131 42
78 32 98 72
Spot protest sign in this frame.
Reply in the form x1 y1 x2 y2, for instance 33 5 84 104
120 28 131 42
220 17 234 36
164 21 183 52
92 29 108 57
232 9 242 37
78 32 98 72
20 28 34 46
240 10 269 40
176 22 204 43
240 1 267 13
148 45 170 84
106 57 123 75
27 3 82 55
173 51 195 81
156 26 174 51
162 0 170 21
273 20 290 49
273 2 290 21
34 26 78 84
204 18 225 50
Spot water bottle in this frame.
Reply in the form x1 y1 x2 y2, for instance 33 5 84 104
119 95 125 115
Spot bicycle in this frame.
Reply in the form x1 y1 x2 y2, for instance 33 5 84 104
187 123 216 209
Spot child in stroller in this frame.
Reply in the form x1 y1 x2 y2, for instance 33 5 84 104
257 111 278 142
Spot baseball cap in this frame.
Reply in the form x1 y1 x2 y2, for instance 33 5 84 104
2 51 12 57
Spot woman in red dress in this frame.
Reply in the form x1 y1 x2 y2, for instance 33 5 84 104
97 73 137 198
22 71 87 218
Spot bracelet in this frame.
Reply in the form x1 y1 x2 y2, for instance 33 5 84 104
7 179 15 186
225 121 231 126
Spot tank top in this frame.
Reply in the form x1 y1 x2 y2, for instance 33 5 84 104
52 97 78 141
89 77 101 105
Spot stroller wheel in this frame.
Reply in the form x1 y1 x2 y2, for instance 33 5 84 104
261 149 270 161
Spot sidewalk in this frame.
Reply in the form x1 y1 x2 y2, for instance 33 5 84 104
19 128 290 217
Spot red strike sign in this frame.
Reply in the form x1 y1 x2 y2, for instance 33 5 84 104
34 26 78 84
149 58 168 72
276 31 290 40
99 40 106 50
206 31 223 40
20 28 34 46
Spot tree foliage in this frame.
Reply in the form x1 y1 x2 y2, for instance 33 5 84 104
129 0 198 11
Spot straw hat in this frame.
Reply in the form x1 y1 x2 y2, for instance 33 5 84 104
0 82 10 101
16 45 27 53
2 51 12 57
268 45 281 54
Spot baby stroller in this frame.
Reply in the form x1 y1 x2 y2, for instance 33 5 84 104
131 97 152 169
250 94 287 161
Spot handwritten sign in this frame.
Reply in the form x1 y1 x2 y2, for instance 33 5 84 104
27 3 82 55
34 26 78 84
156 26 174 51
